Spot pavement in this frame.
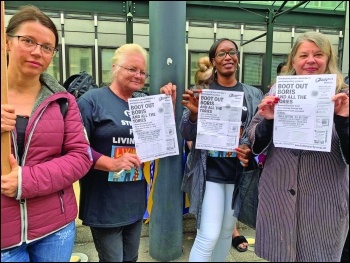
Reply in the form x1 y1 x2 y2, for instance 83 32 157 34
72 183 267 262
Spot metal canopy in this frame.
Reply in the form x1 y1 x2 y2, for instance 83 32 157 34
4 1 346 30
5 1 347 93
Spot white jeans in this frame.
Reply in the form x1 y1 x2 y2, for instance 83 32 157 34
189 182 237 262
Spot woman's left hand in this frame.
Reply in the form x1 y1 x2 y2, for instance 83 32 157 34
235 144 252 167
332 92 349 117
160 82 177 105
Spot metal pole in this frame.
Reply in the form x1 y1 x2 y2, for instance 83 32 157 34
341 1 349 76
125 1 133 43
241 32 266 47
273 1 307 21
94 14 99 85
148 1 186 261
262 9 274 94
60 12 67 82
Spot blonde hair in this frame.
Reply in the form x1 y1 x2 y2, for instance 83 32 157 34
108 43 148 82
285 31 346 92
194 56 213 88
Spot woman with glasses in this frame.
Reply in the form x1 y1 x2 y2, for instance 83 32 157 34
1 5 93 262
180 38 263 261
246 31 349 262
187 56 250 253
77 43 176 262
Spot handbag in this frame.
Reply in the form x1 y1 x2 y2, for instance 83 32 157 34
232 158 262 230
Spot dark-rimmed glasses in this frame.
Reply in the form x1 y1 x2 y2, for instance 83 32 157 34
215 50 239 59
8 35 58 56
117 64 150 79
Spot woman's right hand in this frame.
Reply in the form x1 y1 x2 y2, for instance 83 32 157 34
108 153 142 172
1 154 19 198
1 104 16 133
235 144 252 167
160 82 177 106
257 96 280 120
181 89 201 122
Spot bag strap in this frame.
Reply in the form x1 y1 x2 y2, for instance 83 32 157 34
57 98 68 118
232 155 261 202
41 81 69 118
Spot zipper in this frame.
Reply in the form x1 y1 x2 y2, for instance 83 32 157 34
20 199 26 243
10 131 19 163
21 108 47 165
10 131 26 244
17 106 48 244
59 190 65 213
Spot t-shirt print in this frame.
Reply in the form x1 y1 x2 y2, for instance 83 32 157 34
108 146 144 182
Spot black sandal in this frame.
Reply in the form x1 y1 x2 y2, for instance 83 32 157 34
232 235 248 252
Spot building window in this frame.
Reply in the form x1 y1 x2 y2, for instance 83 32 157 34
100 48 115 86
242 53 263 87
144 49 150 90
67 46 94 78
242 53 288 90
189 51 209 88
46 47 61 83
271 55 288 82
100 47 150 92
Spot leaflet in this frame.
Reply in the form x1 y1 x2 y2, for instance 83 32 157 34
128 94 179 162
273 74 336 152
195 89 244 151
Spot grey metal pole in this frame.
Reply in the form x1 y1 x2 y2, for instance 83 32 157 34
125 1 133 44
148 1 186 261
262 10 274 94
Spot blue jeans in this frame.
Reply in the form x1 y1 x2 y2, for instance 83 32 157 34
1 221 75 262
90 219 143 262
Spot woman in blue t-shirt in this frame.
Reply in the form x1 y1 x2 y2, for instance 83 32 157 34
78 43 175 262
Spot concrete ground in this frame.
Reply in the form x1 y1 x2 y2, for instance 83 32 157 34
72 182 267 262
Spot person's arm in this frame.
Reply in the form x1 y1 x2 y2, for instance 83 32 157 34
20 97 92 199
78 96 141 172
246 94 279 155
332 91 349 163
90 148 103 167
246 112 274 155
186 141 193 149
334 115 349 164
180 107 198 141
254 119 274 153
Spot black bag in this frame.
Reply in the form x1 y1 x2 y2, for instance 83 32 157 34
63 71 98 100
232 159 262 230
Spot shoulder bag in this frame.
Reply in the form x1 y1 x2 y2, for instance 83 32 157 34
232 157 262 230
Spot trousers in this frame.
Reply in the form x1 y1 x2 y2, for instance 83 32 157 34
1 221 76 262
189 182 237 262
90 218 143 262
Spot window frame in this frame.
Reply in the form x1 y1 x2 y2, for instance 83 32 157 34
65 45 96 81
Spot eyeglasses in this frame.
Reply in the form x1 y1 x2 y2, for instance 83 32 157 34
215 50 239 59
8 35 58 56
117 64 150 79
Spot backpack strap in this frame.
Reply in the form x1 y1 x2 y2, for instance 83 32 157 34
41 81 69 118
57 98 68 118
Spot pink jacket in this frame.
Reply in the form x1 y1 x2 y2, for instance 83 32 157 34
1 74 92 250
